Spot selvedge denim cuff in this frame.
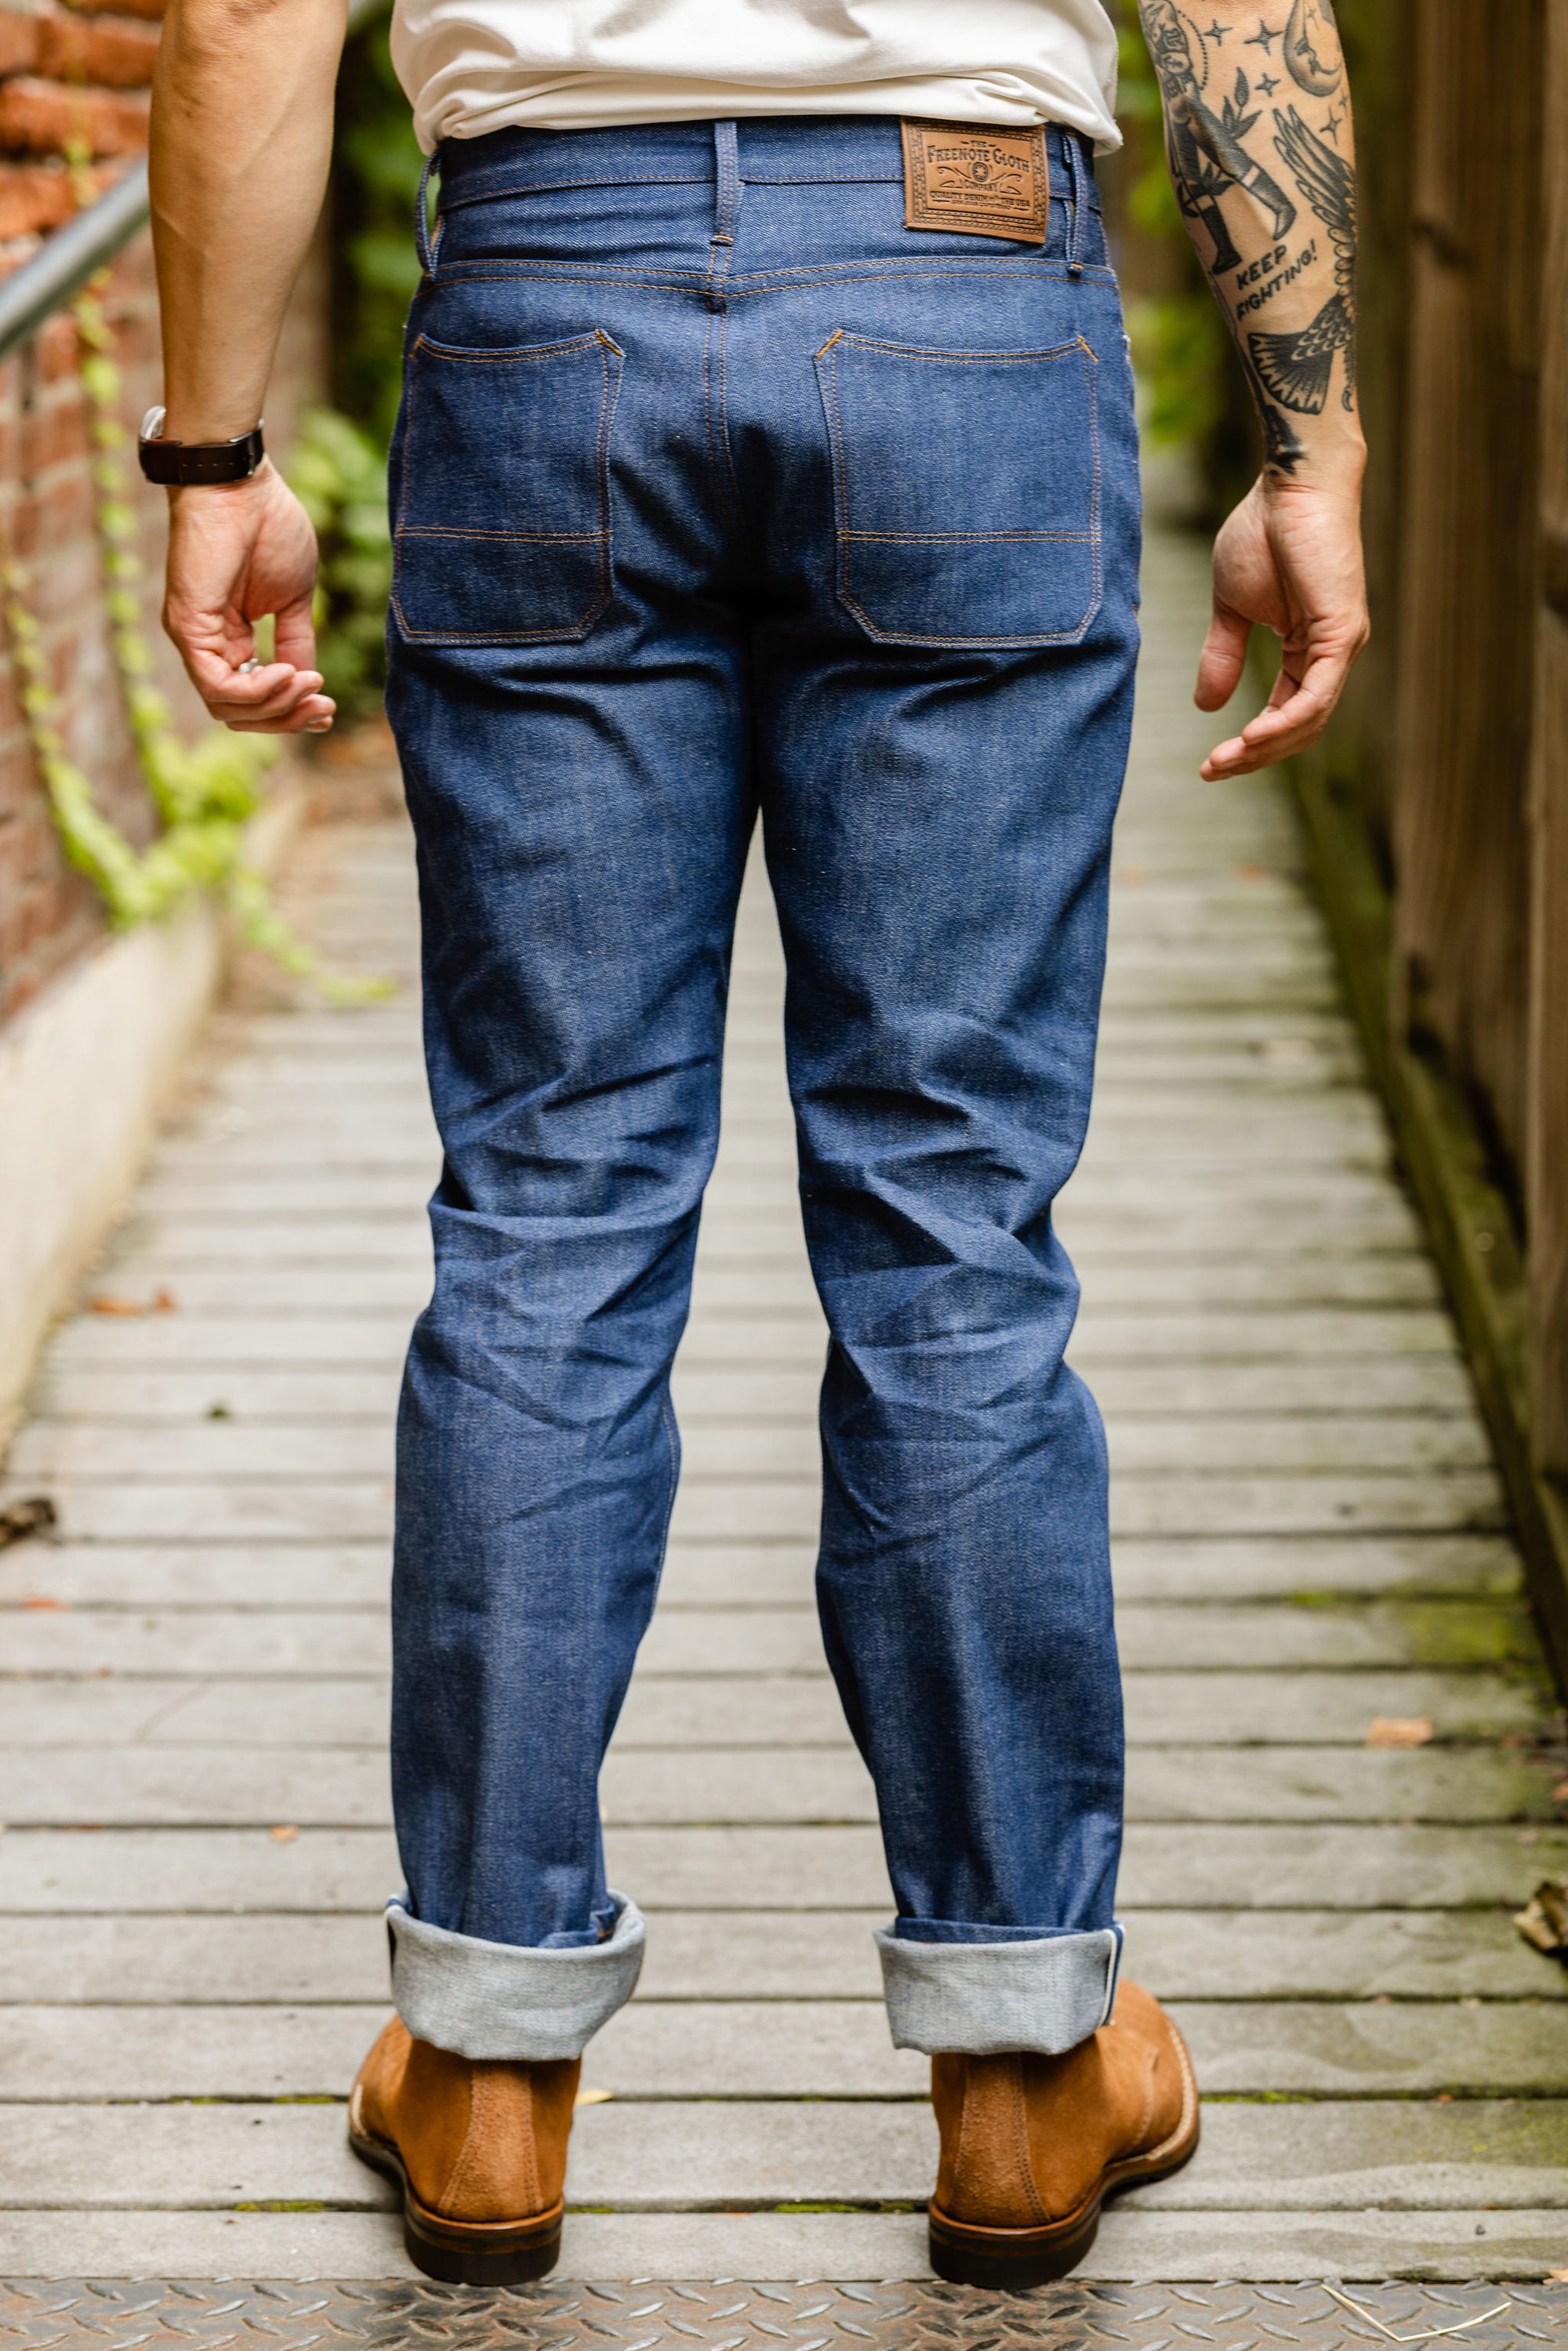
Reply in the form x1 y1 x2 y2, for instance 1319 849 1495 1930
875 1922 1123 2055
388 1891 646 2060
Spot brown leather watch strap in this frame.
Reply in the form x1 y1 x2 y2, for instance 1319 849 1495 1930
137 407 265 484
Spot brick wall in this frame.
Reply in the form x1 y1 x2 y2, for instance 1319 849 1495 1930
0 0 330 1027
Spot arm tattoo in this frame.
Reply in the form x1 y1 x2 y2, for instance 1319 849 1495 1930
1139 0 1296 272
1138 1 1359 474
1283 0 1343 96
1249 106 1357 413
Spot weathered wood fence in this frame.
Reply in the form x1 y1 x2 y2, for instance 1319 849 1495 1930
1286 0 1568 1689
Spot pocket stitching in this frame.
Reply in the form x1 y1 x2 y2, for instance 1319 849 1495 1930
815 332 1103 650
393 328 622 644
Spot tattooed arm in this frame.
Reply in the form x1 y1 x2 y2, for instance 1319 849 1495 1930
1138 0 1367 778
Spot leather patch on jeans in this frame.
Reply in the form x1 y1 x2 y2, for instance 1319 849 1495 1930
900 118 1051 244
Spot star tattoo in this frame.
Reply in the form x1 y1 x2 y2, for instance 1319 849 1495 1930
1256 71 1279 93
1244 18 1279 49
1205 18 1230 40
1320 103 1344 141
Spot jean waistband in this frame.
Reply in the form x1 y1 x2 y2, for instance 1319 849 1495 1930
433 114 1098 215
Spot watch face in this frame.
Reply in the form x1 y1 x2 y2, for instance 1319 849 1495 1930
139 405 166 441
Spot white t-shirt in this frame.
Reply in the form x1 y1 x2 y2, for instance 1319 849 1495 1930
392 0 1120 158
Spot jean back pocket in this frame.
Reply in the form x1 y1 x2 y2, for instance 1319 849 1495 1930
393 328 622 644
815 329 1101 650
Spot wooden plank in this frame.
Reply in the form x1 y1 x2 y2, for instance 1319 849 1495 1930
0 1484 398 1544
2 1821 1563 1916
0 2097 1560 2215
0 1905 1555 2008
684 1261 1446 1310
26 1368 405 1420
46 1316 414 1368
3 1997 1561 2102
1102 1534 1522 1602
2 2203 1567 2284
0 1914 393 2003
2 1742 1552 1830
58 1268 430 1314
105 1221 430 1266
665 1471 1505 1545
1527 0 1568 1471
1391 0 1541 1177
617 1668 1546 1749
0 1828 401 1912
1171 2001 1568 2096
8 1424 398 1481
0 1590 1535 1681
0 1609 390 1676
0 1678 397 1747
0 1544 391 1609
0 1667 1542 1754
652 1533 1520 1606
10 1529 1514 1613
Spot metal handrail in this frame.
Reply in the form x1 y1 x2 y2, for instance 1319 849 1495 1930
0 159 149 361
0 0 387 365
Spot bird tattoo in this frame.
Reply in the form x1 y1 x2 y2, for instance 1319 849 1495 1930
1248 105 1357 414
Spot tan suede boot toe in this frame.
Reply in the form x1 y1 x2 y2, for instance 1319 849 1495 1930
927 1979 1200 2285
349 2015 580 2282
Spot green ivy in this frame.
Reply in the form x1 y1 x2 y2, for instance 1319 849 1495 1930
332 15 426 450
7 281 391 1003
285 406 392 720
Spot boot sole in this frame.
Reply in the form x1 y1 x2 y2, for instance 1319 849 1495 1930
348 2104 564 2285
927 2017 1202 2289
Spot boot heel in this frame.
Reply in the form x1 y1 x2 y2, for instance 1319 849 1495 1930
403 2208 563 2285
927 2202 1099 2288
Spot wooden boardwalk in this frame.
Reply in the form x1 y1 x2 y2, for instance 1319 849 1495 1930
1 516 1566 2286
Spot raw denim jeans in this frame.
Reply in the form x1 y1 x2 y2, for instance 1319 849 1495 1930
383 114 1141 2063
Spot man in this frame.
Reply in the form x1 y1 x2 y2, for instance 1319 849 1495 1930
147 0 1366 2288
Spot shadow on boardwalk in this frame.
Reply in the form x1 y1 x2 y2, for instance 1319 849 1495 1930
0 513 1566 2305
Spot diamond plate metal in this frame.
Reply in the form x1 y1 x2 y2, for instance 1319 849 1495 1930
0 2280 1561 2350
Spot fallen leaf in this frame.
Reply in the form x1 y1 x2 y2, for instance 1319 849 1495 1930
1116 865 1147 887
575 2086 614 2106
269 1825 299 1844
0 1497 56 1550
1235 861 1272 884
1553 1779 1568 1803
22 1595 71 1611
1366 1716 1433 1748
88 1289 177 1316
1512 1878 1568 1957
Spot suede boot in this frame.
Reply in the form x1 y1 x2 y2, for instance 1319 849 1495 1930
349 2015 580 2282
927 1979 1200 2285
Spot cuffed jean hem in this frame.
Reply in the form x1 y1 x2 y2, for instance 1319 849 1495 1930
875 1921 1123 2055
387 1891 646 2060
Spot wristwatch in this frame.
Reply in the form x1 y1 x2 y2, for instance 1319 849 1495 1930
137 406 265 485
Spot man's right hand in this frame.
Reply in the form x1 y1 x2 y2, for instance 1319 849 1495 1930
162 459 336 734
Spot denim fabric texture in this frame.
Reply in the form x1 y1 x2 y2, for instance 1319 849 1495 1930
385 114 1141 2060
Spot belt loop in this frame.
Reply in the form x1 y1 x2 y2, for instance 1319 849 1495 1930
713 118 741 244
416 148 441 274
1064 130 1086 277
